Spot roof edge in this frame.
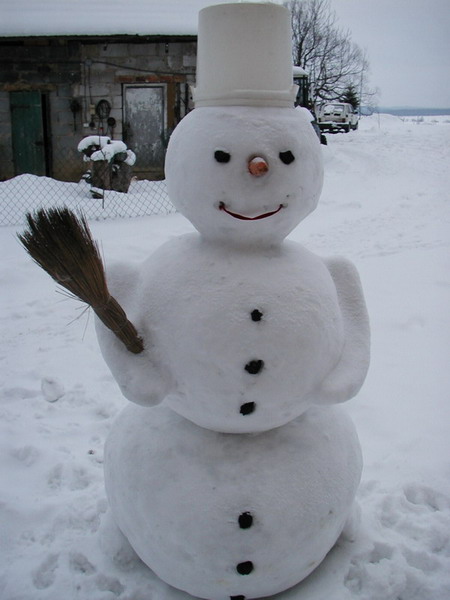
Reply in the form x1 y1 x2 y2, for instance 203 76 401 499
0 33 198 44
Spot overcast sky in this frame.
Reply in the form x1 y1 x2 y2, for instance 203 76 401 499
2 0 449 107
188 0 450 108
326 0 450 107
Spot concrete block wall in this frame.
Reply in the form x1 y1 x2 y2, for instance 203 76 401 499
0 39 83 180
75 39 197 140
0 35 197 182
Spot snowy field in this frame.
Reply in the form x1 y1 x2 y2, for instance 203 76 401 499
1 113 450 600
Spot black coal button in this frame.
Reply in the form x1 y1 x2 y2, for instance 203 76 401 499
245 359 264 375
240 402 255 415
238 512 253 529
251 309 263 322
230 596 245 600
236 561 254 575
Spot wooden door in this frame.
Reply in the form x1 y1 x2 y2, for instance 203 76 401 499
10 91 48 176
123 84 167 179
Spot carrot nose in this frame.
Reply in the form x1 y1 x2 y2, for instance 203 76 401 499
248 156 269 177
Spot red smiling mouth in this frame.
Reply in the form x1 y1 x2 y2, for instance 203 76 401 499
219 202 284 221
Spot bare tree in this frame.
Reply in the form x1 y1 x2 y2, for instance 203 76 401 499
285 0 375 107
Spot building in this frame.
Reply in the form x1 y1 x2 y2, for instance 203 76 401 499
0 0 209 182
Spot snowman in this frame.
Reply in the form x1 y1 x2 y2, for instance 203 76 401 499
96 3 370 599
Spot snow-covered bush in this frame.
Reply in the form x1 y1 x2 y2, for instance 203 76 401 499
77 136 137 195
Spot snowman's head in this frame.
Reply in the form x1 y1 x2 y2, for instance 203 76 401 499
165 106 323 247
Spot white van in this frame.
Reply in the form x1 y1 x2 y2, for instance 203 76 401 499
317 102 359 133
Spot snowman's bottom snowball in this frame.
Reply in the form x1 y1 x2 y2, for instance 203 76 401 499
104 404 362 600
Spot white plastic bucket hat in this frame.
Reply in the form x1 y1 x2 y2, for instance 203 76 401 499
192 2 297 108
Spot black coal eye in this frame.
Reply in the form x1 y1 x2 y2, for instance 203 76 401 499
214 150 231 163
279 150 295 165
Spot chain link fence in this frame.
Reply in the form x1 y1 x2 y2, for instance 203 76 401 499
0 155 176 228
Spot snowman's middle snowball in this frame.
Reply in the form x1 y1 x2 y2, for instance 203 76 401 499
114 235 345 433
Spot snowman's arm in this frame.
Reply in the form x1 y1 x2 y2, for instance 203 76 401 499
95 263 170 406
319 257 370 404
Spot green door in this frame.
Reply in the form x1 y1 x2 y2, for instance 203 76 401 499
10 91 47 176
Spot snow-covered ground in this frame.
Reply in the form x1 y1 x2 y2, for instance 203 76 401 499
1 114 449 600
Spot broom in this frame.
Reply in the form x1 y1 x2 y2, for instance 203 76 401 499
18 207 144 354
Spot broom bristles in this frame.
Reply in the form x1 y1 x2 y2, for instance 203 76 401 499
18 208 144 354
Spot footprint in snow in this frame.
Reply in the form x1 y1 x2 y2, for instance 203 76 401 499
10 444 40 466
47 463 91 491
32 553 59 589
344 482 450 597
69 552 96 575
94 573 125 595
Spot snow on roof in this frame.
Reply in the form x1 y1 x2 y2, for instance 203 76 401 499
0 0 230 38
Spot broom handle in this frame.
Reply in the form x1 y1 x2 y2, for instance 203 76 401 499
93 295 144 354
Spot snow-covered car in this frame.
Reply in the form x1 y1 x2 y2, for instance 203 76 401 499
317 102 359 133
